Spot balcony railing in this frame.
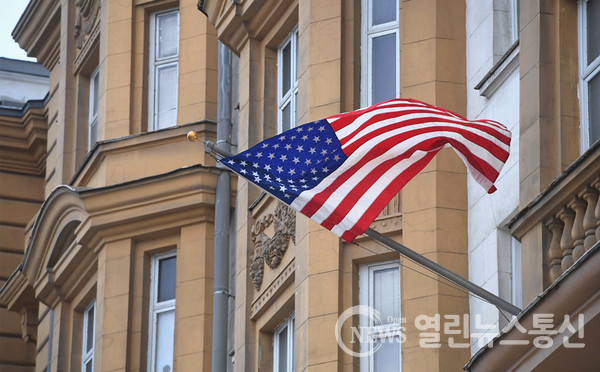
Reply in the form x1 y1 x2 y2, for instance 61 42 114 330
510 142 600 285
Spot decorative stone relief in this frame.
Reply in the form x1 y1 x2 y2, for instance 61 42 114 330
249 202 296 290
74 0 101 49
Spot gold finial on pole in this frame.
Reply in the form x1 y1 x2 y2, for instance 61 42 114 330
187 131 200 142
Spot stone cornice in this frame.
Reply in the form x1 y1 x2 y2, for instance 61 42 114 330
0 103 48 175
12 0 61 70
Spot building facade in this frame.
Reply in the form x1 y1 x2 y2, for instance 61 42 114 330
1 0 599 371
0 0 226 371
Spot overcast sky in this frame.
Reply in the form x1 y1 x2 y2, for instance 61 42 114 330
0 0 35 61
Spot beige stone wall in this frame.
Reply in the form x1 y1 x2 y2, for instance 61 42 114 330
203 0 470 370
3 0 222 371
0 107 46 372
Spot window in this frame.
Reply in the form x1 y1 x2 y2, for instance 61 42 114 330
359 262 401 372
82 300 96 372
578 0 600 150
149 9 179 131
273 313 295 372
277 28 298 133
88 66 99 150
511 237 522 308
149 252 177 372
361 0 399 106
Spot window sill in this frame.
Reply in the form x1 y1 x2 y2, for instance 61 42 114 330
475 40 519 98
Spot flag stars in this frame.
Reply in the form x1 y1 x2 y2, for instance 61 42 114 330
262 143 269 148
310 168 317 174
255 152 263 158
289 169 296 176
325 138 333 145
279 135 286 141
240 160 247 167
276 177 283 183
280 154 287 161
322 167 330 173
290 135 297 140
264 164 272 171
268 153 275 160
293 157 300 164
333 154 340 161
321 149 328 155
302 135 309 141
284 144 292 150
304 159 312 165
309 148 316 154
273 144 280 149
280 185 287 192
296 145 304 152
277 166 284 173
318 126 325 132
240 169 247 174
307 126 314 132
313 136 320 142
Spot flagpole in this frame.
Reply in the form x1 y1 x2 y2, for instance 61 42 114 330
364 228 521 316
187 132 522 316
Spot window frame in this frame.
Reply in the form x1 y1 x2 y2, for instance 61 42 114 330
148 250 177 372
361 0 400 107
81 299 96 372
273 312 295 372
359 261 402 372
88 66 99 151
148 8 180 132
578 0 600 151
277 27 299 134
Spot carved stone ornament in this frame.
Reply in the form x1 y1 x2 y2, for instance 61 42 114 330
249 203 296 290
74 0 101 49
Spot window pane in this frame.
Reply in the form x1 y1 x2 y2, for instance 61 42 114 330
86 305 95 353
589 73 600 145
85 360 93 372
157 12 179 59
373 337 400 372
278 326 288 372
372 0 396 26
588 0 600 64
371 33 397 104
373 267 400 325
155 310 175 372
156 64 178 129
89 120 97 148
290 318 295 371
158 256 177 302
92 72 99 116
281 41 292 97
281 102 291 133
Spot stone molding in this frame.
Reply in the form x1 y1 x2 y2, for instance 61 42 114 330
249 202 295 291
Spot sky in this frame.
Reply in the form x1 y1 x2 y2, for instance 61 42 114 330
0 0 35 61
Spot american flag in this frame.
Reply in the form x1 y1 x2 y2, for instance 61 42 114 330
223 98 511 242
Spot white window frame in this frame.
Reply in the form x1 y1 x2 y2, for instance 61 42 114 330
277 27 299 134
148 9 180 131
361 0 400 107
82 299 96 372
578 0 600 151
88 66 99 151
148 251 177 372
359 261 402 372
273 313 295 372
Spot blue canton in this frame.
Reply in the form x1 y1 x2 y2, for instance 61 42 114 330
223 119 348 204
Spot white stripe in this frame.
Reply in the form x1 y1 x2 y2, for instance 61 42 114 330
339 115 511 155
